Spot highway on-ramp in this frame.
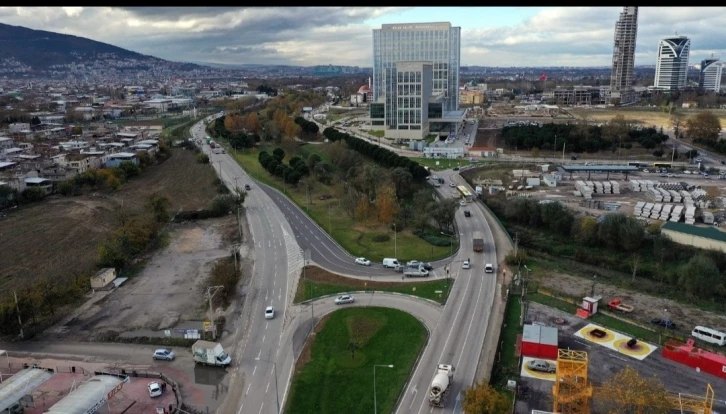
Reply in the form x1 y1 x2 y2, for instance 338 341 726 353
193 117 500 413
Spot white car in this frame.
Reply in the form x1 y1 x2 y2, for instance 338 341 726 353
355 257 371 266
148 381 162 397
460 200 467 206
449 182 456 187
462 259 471 269
265 306 275 319
335 295 355 305
485 264 494 273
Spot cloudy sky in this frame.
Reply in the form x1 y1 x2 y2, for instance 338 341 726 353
0 7 724 67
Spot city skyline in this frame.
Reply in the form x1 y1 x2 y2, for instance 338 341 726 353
0 7 724 68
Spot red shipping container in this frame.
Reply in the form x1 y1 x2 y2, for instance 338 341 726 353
662 339 726 381
538 326 559 359
521 324 541 358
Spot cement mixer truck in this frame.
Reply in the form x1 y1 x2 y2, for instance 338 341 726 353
428 364 455 408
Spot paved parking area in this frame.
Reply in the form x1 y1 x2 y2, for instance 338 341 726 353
514 302 726 414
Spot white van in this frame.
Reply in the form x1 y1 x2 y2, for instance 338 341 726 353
692 326 726 346
382 258 400 268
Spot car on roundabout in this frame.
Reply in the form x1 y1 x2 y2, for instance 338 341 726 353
355 257 371 266
335 295 354 305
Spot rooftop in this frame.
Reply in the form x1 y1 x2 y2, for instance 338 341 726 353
0 367 54 412
45 375 125 414
662 221 726 243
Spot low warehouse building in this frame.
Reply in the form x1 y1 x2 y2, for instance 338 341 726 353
661 221 726 254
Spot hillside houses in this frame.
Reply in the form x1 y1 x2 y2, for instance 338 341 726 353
0 125 160 193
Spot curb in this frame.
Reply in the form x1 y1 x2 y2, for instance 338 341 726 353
297 290 445 308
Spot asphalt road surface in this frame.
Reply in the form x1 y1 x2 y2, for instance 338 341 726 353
195 117 499 413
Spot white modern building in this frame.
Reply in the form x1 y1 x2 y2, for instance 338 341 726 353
609 7 638 104
699 58 723 92
370 22 464 141
654 36 691 90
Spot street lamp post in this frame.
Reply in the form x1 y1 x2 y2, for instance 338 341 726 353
393 223 397 258
373 364 394 414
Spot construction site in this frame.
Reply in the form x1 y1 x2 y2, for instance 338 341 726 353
515 301 726 414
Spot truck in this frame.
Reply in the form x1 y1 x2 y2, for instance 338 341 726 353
428 364 455 408
209 141 216 149
607 298 634 313
473 231 484 252
404 265 429 278
192 340 232 367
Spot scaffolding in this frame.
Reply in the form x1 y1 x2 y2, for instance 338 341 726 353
665 384 714 414
552 349 592 414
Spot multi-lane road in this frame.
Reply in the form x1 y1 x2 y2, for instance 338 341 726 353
191 114 501 413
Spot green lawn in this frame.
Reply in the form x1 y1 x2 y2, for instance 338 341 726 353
295 277 453 305
228 147 458 263
412 157 473 171
285 307 427 414
364 129 385 138
491 295 523 389
425 134 438 145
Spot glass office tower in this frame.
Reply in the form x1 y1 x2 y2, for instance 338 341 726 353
372 22 461 132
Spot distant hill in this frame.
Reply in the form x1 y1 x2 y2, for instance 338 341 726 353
0 23 200 72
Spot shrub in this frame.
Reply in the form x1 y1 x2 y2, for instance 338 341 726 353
505 249 528 266
56 181 73 196
413 230 451 247
371 234 391 243
653 149 664 157
197 153 210 164
21 187 46 203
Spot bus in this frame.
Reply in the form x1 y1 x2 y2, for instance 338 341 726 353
457 185 474 203
653 162 672 169
206 136 212 144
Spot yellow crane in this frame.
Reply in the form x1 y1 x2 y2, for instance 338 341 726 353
550 349 714 414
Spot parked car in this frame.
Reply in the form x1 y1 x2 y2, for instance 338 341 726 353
449 182 457 188
153 349 176 361
527 359 556 373
265 306 275 320
651 318 677 329
407 260 422 268
335 295 354 305
148 381 162 398
462 259 471 269
355 257 371 266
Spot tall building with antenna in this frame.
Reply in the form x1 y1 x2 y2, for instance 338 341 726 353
609 7 639 104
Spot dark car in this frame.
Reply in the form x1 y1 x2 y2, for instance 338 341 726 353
244 184 251 191
464 210 471 217
423 263 434 271
453 167 460 171
651 318 677 329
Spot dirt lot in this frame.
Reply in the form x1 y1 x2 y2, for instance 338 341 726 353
50 216 246 340
515 302 726 414
0 148 219 293
568 107 726 129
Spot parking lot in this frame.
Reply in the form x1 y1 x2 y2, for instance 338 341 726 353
514 302 726 414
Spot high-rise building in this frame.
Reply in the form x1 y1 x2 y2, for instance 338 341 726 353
370 22 463 140
654 36 691 90
699 58 723 92
610 7 638 102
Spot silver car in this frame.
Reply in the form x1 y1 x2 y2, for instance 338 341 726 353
335 295 355 305
153 349 176 361
527 359 556 373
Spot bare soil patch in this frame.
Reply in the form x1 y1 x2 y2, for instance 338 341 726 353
0 148 219 293
535 271 726 334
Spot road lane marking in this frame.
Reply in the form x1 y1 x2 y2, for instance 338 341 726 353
253 365 257 375
257 350 261 359
258 403 265 414
263 335 266 343
266 381 271 393
265 323 268 331
246 384 252 395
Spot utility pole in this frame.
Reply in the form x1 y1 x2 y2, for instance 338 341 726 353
514 232 519 257
206 286 224 340
236 207 242 241
13 290 23 339
232 244 239 272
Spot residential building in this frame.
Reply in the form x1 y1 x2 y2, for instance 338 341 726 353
105 152 139 168
699 58 723 92
371 22 463 140
654 36 691 90
609 7 638 104
0 137 13 152
459 89 485 105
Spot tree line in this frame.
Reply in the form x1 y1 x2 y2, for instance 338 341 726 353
487 196 726 302
502 117 669 154
258 147 310 186
294 116 320 138
323 127 429 181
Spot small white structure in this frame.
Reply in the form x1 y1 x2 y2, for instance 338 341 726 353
542 175 557 188
90 268 117 289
